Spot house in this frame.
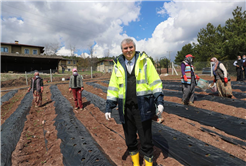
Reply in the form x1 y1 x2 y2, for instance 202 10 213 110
96 59 114 73
1 40 63 73
58 58 78 72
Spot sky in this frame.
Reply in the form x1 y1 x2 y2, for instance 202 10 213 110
1 0 246 61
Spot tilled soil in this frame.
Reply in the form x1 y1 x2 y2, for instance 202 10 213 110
1 75 246 166
11 86 63 166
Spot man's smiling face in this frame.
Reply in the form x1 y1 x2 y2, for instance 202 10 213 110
121 41 135 61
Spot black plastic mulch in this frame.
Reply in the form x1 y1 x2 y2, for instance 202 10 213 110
50 85 116 166
152 122 246 166
87 82 246 140
81 90 246 166
164 101 246 140
1 92 33 166
199 127 246 148
99 81 246 106
163 90 246 109
82 90 121 124
1 90 18 105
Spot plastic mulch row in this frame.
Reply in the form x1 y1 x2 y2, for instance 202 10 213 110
87 82 246 140
1 90 18 106
50 85 116 166
1 92 33 166
162 84 246 99
163 89 246 109
82 89 246 166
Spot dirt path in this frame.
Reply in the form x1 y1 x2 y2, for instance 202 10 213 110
11 86 63 166
1 89 26 125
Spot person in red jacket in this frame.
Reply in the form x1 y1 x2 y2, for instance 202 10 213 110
210 57 232 98
27 72 44 107
181 54 200 106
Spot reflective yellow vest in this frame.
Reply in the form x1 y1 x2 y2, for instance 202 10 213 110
106 51 164 123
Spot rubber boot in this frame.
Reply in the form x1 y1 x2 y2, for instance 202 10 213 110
130 152 140 166
144 156 153 166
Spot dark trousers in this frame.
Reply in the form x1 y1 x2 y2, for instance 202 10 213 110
122 104 153 158
182 76 196 104
72 88 83 108
236 68 243 81
243 67 246 80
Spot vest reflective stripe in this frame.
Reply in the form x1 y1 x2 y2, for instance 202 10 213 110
108 86 119 91
119 94 124 99
149 79 162 87
153 88 163 94
137 79 147 84
107 96 117 101
114 65 118 74
137 90 152 96
119 84 123 87
143 58 148 85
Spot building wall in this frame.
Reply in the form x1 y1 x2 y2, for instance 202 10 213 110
21 46 40 55
97 61 113 72
12 46 21 54
58 60 77 71
1 44 12 53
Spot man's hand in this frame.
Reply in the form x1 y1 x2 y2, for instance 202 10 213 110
195 75 200 80
27 87 31 92
41 87 44 93
224 77 228 83
69 88 72 92
105 112 111 120
157 105 164 115
183 75 188 82
81 87 84 91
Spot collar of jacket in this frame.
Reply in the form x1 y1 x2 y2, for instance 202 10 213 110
114 51 148 74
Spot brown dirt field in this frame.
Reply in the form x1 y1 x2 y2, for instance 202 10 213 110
1 89 27 125
11 86 63 166
1 74 245 166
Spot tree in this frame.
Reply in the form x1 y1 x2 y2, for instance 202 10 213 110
224 6 246 59
174 43 194 64
43 42 60 56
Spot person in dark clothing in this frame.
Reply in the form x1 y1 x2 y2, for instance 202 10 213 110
62 65 65 74
69 68 84 110
242 55 246 80
233 56 244 81
181 54 200 106
105 38 164 166
27 72 44 107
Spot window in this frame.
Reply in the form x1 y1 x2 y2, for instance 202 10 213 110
73 60 76 64
68 68 71 71
33 50 37 54
24 49 29 54
101 62 103 65
68 61 71 64
109 61 114 65
1 47 8 52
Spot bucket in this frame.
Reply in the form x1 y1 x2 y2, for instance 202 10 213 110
209 83 217 92
197 78 209 91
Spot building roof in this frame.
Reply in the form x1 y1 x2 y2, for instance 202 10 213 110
1 52 64 60
1 42 44 48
